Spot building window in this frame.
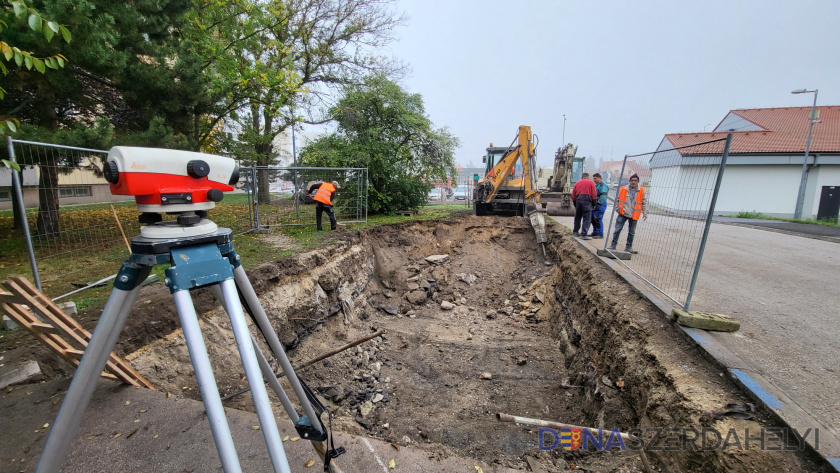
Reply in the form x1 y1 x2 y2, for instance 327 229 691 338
0 189 11 201
59 186 92 198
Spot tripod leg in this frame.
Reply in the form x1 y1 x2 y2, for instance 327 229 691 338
219 278 291 473
233 266 344 473
173 289 243 473
212 283 299 423
37 265 151 473
232 266 323 433
251 333 300 424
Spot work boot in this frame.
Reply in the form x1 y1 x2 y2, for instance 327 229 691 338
607 245 617 250
572 231 580 237
581 235 592 240
625 247 638 254
592 234 604 239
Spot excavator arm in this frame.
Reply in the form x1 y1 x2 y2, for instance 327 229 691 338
482 126 540 204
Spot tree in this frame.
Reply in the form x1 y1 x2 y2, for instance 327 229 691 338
215 0 405 204
1 0 194 234
299 75 459 214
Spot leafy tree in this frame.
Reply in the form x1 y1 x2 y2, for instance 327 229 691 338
299 75 458 214
216 0 405 204
1 0 194 234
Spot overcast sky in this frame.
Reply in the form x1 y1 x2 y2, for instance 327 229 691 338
372 0 840 169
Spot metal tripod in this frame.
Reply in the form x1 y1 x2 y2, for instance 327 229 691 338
36 224 342 473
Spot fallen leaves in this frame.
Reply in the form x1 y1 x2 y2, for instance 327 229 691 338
388 459 395 469
304 459 316 468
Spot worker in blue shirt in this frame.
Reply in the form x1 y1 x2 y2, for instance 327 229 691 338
591 173 609 238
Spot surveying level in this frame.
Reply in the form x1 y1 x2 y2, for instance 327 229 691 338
37 148 343 473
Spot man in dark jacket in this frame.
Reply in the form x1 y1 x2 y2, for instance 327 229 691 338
308 180 339 231
571 173 597 240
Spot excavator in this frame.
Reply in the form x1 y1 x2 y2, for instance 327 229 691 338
543 143 586 216
473 125 557 255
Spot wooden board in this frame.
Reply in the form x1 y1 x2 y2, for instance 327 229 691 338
0 277 155 390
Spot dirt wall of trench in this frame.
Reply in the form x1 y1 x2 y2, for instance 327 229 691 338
539 222 825 472
121 216 824 472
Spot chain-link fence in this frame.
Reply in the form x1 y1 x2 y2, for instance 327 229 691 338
3 140 367 298
4 139 139 295
602 134 732 310
244 166 367 229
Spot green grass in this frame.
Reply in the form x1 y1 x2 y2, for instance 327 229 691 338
0 202 465 319
732 211 840 227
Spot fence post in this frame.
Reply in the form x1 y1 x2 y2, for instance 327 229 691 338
7 137 42 290
683 133 732 311
603 155 630 249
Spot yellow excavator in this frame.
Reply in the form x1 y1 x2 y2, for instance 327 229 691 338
472 125 551 254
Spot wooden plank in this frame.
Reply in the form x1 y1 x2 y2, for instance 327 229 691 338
30 322 61 335
1 303 83 369
2 278 157 390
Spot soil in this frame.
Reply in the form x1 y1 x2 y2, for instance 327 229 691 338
0 214 828 472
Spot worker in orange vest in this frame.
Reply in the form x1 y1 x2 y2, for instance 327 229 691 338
608 174 647 254
308 180 339 231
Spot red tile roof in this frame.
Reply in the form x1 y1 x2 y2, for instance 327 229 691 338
665 106 840 154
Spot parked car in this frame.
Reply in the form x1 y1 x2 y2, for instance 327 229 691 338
453 185 471 200
428 188 444 202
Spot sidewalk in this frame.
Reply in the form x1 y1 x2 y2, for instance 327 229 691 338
549 214 840 472
712 216 840 242
0 378 518 473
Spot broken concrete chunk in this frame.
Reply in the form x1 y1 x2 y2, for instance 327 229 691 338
440 301 455 310
381 306 400 315
2 315 18 331
57 301 77 316
406 275 419 282
479 372 492 380
372 393 384 403
425 254 450 265
406 282 419 291
456 273 477 285
672 309 741 332
485 310 497 320
0 360 42 389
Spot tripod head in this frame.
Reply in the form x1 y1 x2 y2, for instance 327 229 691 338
104 147 240 236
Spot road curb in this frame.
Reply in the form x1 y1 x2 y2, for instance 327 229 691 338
548 218 840 472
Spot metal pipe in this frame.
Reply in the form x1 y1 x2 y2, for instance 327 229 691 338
684 133 732 311
7 137 41 290
496 413 635 442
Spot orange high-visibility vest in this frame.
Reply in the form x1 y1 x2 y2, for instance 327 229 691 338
616 185 645 220
312 182 335 206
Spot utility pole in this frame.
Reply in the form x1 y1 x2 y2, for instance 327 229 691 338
790 88 819 219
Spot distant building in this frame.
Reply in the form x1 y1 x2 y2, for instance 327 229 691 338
649 106 840 219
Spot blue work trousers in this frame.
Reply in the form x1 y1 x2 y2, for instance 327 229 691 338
591 201 607 236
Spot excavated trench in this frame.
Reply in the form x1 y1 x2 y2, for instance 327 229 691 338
119 215 822 472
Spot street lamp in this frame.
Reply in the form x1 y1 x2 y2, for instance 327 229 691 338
791 88 819 220
562 114 566 145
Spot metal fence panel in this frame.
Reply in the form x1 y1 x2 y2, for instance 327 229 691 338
246 166 368 229
602 135 732 309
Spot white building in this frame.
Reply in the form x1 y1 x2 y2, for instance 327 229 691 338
650 106 840 219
